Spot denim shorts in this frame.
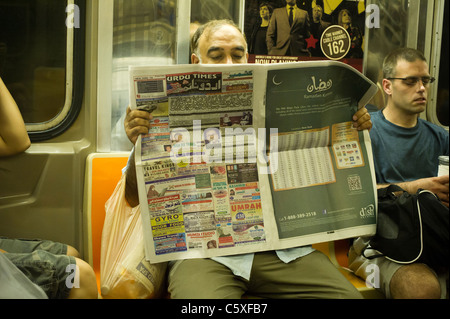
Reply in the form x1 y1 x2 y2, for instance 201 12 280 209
0 237 76 299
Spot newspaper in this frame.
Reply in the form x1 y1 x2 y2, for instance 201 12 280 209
130 61 378 263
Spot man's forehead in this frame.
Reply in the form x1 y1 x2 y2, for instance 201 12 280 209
201 24 246 47
396 59 429 73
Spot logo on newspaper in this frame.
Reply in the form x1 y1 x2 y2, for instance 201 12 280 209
235 212 245 220
307 76 332 93
359 204 375 218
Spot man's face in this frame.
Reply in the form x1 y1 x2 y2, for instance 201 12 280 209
383 59 430 115
191 24 248 65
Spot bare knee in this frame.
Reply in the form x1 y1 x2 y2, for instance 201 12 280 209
390 263 441 299
68 258 98 299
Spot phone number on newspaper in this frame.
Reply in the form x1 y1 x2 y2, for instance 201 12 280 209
280 211 317 222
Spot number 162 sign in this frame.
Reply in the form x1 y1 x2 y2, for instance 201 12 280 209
320 25 351 60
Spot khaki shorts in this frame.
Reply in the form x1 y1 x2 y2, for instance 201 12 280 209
0 237 76 299
168 250 363 299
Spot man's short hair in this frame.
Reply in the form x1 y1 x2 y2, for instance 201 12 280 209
383 48 427 79
190 19 247 55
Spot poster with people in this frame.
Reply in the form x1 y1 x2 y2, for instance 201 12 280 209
244 0 366 71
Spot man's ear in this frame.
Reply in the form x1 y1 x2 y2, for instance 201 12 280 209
382 78 392 96
191 53 200 64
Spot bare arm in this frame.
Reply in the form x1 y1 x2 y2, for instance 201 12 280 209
378 175 449 207
0 77 31 156
124 106 151 207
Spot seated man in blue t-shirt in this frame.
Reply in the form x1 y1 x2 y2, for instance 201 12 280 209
349 48 449 299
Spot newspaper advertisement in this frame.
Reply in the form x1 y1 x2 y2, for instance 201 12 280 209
130 61 378 263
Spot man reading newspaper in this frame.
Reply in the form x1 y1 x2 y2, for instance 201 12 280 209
122 19 373 299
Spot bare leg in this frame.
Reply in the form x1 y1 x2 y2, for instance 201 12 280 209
68 258 98 299
390 263 441 299
66 245 81 258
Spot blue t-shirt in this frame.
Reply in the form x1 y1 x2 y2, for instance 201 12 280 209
369 110 449 184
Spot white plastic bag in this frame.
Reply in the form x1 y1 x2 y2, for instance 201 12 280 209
0 253 48 299
100 173 167 299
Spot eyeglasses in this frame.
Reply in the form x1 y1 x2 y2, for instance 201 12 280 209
386 76 436 86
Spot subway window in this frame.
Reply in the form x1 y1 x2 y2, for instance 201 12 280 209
0 0 84 141
109 0 242 151
110 0 177 151
191 0 241 24
365 0 448 130
364 0 409 110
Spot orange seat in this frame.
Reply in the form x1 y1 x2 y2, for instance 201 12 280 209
84 153 129 294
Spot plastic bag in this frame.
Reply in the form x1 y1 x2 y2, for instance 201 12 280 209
100 173 167 299
0 253 48 299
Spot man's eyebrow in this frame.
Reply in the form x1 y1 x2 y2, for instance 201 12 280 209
207 46 224 55
233 46 246 53
207 46 246 56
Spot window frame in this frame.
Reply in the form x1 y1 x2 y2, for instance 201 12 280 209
25 0 86 142
427 0 448 128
